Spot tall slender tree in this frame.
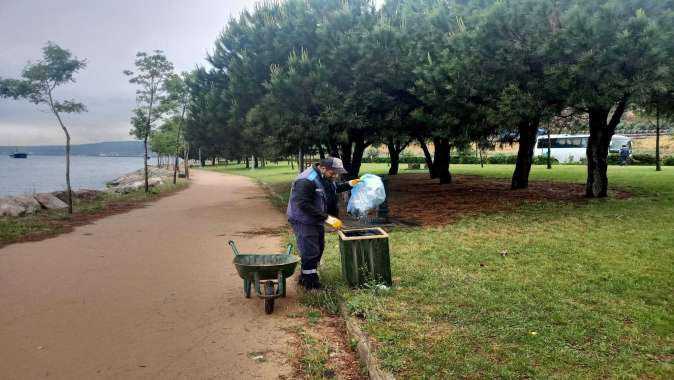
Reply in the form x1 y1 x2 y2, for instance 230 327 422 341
124 51 174 192
162 72 191 184
0 42 86 214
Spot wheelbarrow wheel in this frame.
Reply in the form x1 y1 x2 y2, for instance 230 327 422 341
264 281 275 314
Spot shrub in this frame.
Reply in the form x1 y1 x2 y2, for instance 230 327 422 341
631 153 657 165
663 155 674 166
487 154 517 164
532 155 559 165
364 147 379 162
400 155 426 164
459 155 481 164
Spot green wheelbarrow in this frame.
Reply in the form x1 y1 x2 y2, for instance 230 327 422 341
228 240 300 314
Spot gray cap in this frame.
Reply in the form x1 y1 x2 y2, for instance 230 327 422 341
320 157 348 174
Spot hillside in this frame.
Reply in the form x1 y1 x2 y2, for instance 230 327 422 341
0 141 146 157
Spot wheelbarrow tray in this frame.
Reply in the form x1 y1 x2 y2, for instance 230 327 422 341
233 254 300 281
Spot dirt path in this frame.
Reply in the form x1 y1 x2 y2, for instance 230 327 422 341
0 169 297 379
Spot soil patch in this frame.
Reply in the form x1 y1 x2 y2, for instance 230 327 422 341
387 174 630 226
287 312 366 380
233 226 288 237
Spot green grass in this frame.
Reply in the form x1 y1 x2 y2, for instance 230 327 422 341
0 180 188 246
210 162 674 379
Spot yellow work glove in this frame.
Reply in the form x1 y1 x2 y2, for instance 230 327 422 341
325 215 343 230
348 178 361 187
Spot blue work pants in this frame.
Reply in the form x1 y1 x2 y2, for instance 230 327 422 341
290 222 325 274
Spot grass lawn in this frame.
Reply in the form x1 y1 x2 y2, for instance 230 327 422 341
209 163 673 379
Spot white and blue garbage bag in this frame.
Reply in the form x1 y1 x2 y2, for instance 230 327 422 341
347 174 386 218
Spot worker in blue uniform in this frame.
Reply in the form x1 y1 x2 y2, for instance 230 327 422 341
286 157 360 289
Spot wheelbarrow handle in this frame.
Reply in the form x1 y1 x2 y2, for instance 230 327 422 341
285 243 293 255
228 240 241 256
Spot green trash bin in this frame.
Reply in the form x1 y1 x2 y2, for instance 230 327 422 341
338 227 392 287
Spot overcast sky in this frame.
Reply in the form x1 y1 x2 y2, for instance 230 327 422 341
0 0 256 145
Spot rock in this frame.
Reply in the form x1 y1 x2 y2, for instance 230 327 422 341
74 189 103 200
11 196 41 214
52 189 103 202
115 181 145 193
0 196 40 217
0 198 26 217
148 176 163 187
108 169 166 193
34 193 69 210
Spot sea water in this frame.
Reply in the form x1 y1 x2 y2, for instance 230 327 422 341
0 155 144 196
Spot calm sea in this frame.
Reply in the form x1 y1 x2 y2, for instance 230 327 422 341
0 155 144 196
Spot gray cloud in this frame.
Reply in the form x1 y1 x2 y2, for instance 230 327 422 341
0 0 254 145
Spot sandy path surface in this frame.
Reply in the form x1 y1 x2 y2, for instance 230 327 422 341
0 169 297 379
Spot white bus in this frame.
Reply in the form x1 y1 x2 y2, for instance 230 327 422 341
534 134 632 163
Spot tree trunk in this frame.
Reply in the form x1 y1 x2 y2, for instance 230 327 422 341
546 127 552 170
586 126 610 197
253 155 259 168
387 137 409 176
173 154 179 185
144 136 149 193
184 143 190 179
586 100 627 198
511 119 539 189
245 156 250 168
387 141 400 175
51 105 74 214
340 142 352 170
212 156 216 166
418 138 435 178
656 105 661 171
318 145 326 159
298 147 304 173
329 141 340 158
433 137 451 184
348 139 367 179
198 148 203 167
65 131 73 214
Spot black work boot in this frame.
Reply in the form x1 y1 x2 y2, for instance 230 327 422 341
299 273 321 290
305 273 322 290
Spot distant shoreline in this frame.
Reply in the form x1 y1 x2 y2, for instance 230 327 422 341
5 154 148 158
0 141 148 157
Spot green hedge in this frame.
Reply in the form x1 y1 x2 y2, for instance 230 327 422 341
609 153 674 166
631 153 658 165
533 155 560 165
487 154 518 164
664 156 674 166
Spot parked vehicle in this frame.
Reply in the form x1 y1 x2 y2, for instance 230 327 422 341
534 134 632 163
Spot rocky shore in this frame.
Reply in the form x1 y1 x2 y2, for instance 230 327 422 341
0 167 173 217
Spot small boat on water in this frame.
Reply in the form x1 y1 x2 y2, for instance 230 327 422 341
9 152 28 159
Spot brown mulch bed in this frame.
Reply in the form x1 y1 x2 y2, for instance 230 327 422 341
386 174 631 226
